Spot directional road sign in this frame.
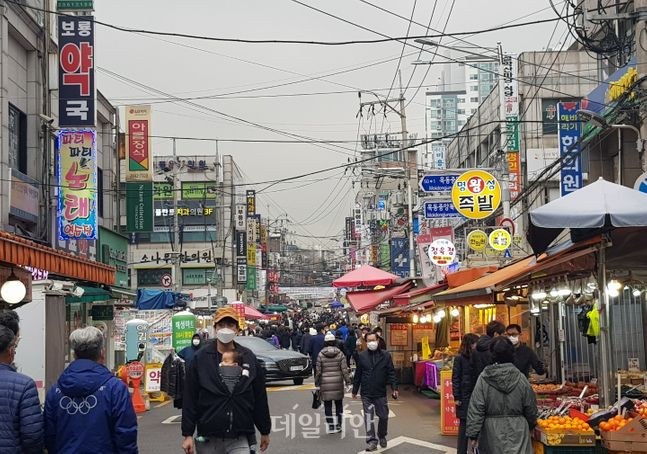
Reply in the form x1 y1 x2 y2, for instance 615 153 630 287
419 174 460 192
423 201 461 219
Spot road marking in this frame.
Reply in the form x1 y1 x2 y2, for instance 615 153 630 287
357 436 456 454
161 415 181 424
344 409 396 418
267 384 316 393
155 400 172 408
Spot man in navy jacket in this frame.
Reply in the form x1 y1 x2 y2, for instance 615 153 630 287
0 324 43 453
44 326 138 453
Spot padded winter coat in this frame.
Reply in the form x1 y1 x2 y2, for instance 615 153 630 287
44 359 138 453
0 363 43 453
466 362 538 454
315 346 351 401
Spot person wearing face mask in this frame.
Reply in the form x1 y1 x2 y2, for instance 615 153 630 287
506 324 545 377
182 307 271 454
178 333 203 366
0 324 43 453
352 333 398 452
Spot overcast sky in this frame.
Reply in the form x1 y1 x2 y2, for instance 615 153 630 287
95 0 570 250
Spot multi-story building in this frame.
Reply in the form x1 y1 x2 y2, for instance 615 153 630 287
127 154 243 307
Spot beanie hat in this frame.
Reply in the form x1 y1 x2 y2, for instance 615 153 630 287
324 332 335 342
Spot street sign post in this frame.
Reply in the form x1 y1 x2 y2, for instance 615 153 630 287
160 273 172 288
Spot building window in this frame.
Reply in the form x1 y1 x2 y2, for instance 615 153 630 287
471 108 477 114
470 97 479 103
457 109 465 115
8 104 27 173
469 74 479 80
471 86 479 91
137 268 172 286
457 98 465 104
97 167 104 218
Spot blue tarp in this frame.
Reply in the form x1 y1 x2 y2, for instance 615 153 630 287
135 289 177 310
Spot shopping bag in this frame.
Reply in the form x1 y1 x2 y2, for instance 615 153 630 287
311 389 321 409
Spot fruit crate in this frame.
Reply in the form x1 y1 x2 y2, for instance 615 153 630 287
533 440 597 454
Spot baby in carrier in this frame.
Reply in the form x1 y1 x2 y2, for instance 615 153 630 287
219 351 258 454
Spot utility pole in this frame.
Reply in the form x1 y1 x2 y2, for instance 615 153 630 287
171 138 182 293
398 70 416 278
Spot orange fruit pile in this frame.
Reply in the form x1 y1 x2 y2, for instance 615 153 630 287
537 415 594 433
599 415 632 432
638 406 647 418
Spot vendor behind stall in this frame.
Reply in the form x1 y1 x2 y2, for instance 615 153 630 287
506 324 545 377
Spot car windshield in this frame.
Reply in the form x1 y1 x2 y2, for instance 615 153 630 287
235 336 277 352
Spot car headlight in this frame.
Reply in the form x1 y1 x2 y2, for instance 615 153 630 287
258 357 278 371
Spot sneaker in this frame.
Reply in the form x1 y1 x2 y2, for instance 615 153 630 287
379 438 387 448
328 425 341 434
366 442 378 452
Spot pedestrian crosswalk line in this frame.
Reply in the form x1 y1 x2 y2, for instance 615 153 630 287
356 436 456 454
267 383 316 392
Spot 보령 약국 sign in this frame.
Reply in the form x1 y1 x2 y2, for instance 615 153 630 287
58 16 94 127
58 130 97 240
451 170 501 220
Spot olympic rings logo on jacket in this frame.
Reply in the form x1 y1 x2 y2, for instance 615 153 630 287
58 395 98 415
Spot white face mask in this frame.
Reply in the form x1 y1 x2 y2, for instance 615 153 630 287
216 328 236 344
192 339 201 347
367 341 379 351
509 336 520 345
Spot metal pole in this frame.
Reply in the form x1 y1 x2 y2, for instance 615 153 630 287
617 128 622 185
172 138 182 292
598 243 611 406
399 70 416 278
637 0 647 173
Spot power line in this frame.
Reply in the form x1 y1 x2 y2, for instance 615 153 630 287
8 0 572 46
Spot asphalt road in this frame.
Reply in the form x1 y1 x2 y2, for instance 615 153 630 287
137 379 457 454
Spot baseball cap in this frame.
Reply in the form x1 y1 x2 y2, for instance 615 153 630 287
213 307 240 325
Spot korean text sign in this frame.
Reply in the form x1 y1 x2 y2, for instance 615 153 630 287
58 130 97 240
451 170 501 219
440 369 460 435
58 16 94 127
558 102 583 196
126 105 152 181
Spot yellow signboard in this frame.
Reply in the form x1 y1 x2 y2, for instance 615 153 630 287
451 170 501 219
489 229 512 251
246 246 256 266
467 230 488 251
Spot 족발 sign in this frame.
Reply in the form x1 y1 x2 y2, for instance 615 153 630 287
489 229 512 251
58 16 94 127
467 230 488 251
451 170 501 219
427 239 456 266
126 105 153 182
57 130 97 240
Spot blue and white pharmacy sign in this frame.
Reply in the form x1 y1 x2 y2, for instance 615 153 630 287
558 102 583 197
390 237 409 278
424 201 461 219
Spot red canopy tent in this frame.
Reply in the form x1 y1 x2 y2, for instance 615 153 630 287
332 265 399 288
346 282 413 314
230 302 269 320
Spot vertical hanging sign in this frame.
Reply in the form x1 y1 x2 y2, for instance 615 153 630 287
58 16 95 127
58 130 97 240
126 105 153 181
500 53 522 200
558 102 582 196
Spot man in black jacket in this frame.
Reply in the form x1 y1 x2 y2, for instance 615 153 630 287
470 320 505 389
506 324 545 377
352 332 398 452
182 307 271 454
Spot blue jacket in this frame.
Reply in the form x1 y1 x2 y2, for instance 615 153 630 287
44 359 138 454
338 325 349 341
0 363 43 453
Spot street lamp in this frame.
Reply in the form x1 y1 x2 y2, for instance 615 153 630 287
1 270 26 305
577 109 644 185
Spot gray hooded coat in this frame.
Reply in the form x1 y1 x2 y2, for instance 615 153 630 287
466 362 538 454
315 346 351 401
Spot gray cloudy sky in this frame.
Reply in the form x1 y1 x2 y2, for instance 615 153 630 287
95 0 569 249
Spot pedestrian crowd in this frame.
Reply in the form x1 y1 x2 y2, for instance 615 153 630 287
452 320 544 454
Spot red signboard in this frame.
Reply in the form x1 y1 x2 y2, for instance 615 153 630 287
440 369 460 435
127 361 145 380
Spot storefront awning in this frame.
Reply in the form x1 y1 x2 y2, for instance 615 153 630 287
332 265 399 288
432 238 602 305
65 286 113 304
392 283 447 306
0 231 115 285
346 282 413 314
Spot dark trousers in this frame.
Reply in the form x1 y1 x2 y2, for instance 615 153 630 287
457 418 468 454
323 399 343 428
362 396 388 444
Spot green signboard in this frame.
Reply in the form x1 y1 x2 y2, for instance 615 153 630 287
57 0 94 10
126 182 153 232
98 227 129 289
182 268 215 285
504 115 520 152
182 182 216 200
172 311 196 350
246 266 257 291
153 182 173 200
